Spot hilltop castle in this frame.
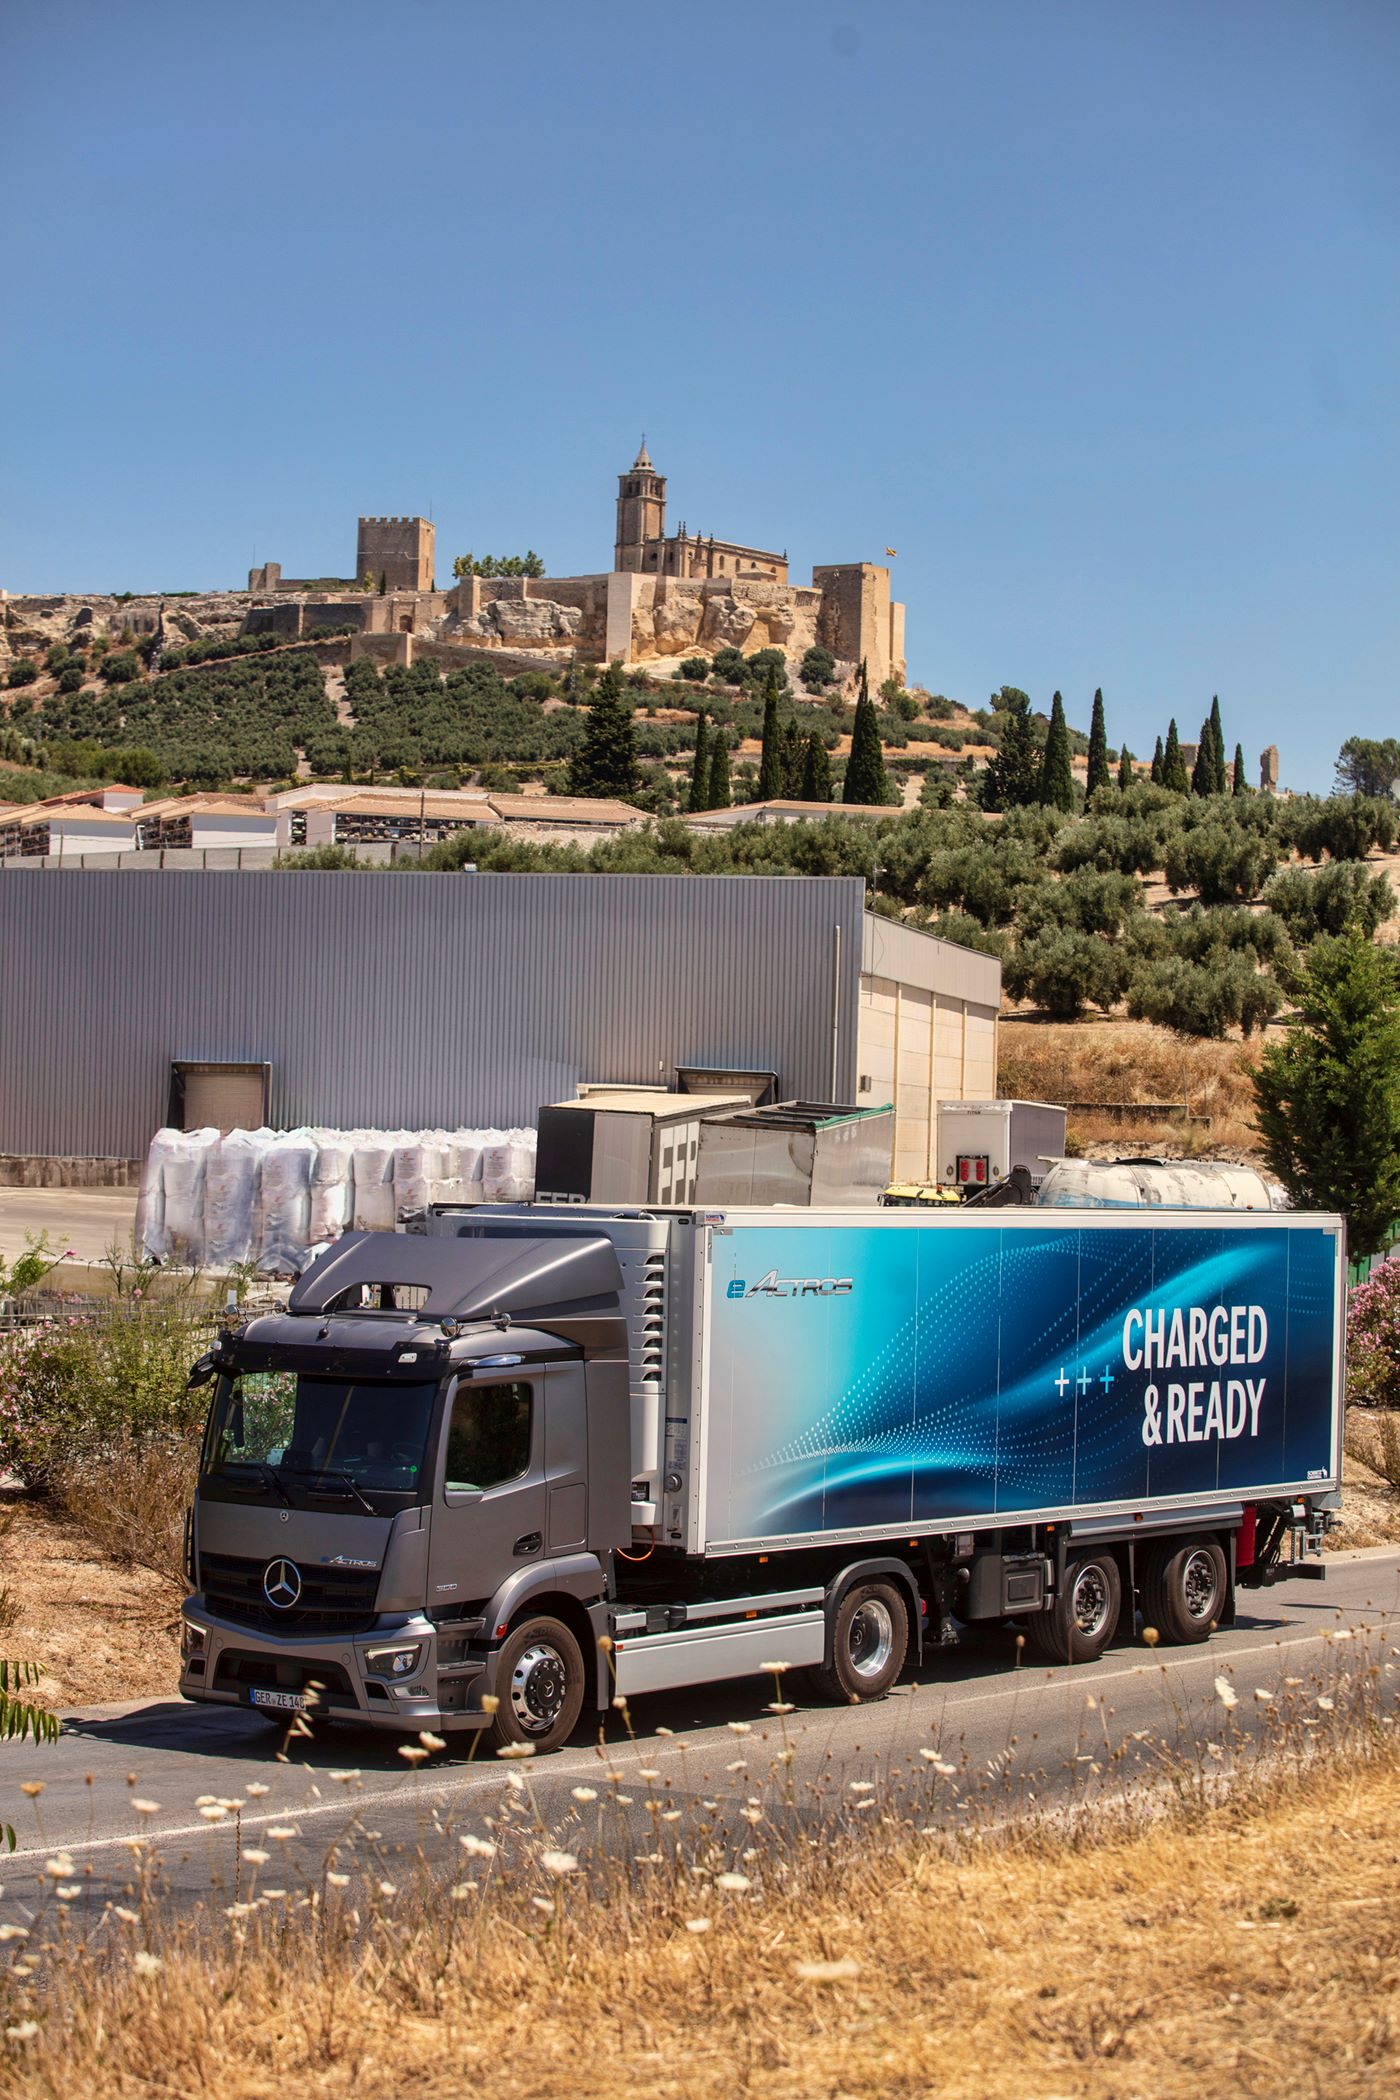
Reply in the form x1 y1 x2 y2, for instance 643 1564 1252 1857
243 442 906 688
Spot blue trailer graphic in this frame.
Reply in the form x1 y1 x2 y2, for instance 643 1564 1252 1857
704 1217 1342 1546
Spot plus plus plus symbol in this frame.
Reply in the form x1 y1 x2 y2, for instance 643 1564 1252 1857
1054 1367 1070 1397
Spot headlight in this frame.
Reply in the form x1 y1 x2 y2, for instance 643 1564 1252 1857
181 1622 207 1659
363 1642 424 1680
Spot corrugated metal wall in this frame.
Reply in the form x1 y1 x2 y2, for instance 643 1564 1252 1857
0 872 868 1157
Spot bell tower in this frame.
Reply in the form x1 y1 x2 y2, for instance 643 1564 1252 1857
614 437 666 572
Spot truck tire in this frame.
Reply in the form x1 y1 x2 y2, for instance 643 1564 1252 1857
1140 1537 1228 1646
487 1616 586 1754
810 1580 908 1704
1025 1552 1121 1666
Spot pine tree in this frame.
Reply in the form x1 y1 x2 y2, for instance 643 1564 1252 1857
756 666 783 801
1191 713 1217 797
687 711 711 812
842 660 891 806
1162 718 1189 794
1086 687 1111 797
567 660 638 797
800 733 833 802
707 730 731 809
1038 691 1076 811
983 690 1041 810
1254 927 1400 1256
1150 735 1165 786
1209 695 1228 795
1233 742 1247 796
1117 743 1134 790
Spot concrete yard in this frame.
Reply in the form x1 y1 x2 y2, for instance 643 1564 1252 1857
0 1183 140 1278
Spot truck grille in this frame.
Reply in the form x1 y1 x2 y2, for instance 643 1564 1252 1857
199 1551 380 1634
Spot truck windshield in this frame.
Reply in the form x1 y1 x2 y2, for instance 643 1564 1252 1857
203 1371 436 1500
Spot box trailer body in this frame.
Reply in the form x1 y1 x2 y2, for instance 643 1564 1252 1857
937 1099 1067 1192
179 1203 1343 1747
534 1088 755 1207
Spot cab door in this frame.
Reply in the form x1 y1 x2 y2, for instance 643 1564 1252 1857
428 1372 548 1606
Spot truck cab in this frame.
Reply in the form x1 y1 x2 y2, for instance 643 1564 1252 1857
181 1229 631 1750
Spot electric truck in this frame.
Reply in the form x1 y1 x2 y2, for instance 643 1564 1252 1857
180 1203 1345 1751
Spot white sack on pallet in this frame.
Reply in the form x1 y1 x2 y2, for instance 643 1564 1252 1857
156 1127 220 1266
393 1135 450 1221
204 1128 271 1269
308 1130 354 1244
134 1130 174 1261
482 1129 536 1203
351 1133 398 1231
255 1131 317 1274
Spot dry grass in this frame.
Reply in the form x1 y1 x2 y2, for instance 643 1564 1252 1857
999 1017 1267 1159
1 1662 1396 2097
50 1431 196 1590
0 1493 180 1710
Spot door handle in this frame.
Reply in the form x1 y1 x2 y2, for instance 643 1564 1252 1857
513 1532 542 1557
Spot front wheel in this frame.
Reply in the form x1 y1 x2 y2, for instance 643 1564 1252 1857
809 1580 908 1704
487 1616 586 1754
1024 1552 1122 1665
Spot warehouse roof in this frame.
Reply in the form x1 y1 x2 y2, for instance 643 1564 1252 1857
485 793 641 825
328 795 497 822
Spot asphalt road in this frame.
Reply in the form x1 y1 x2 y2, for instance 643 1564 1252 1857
5 1547 1397 1928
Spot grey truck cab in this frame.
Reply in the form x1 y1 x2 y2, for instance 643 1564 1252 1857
181 1228 632 1750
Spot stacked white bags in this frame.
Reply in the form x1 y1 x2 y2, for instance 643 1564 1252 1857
136 1125 537 1274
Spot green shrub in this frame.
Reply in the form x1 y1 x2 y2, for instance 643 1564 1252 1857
99 650 142 685
800 646 836 692
1126 948 1279 1038
1346 1263 1400 1408
1004 928 1127 1019
1263 861 1395 943
5 658 38 688
0 1299 214 1490
677 656 710 682
1162 820 1278 904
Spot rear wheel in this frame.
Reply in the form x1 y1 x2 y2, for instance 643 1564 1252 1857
1025 1552 1121 1665
1140 1537 1228 1645
810 1580 908 1703
487 1616 586 1754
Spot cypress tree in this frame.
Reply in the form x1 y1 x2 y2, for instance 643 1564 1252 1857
687 711 710 812
756 666 783 801
843 660 891 806
800 732 833 802
1162 718 1189 794
983 689 1041 810
1233 741 1247 796
1117 743 1133 790
1209 695 1228 795
1150 735 1165 785
568 660 638 797
1191 714 1217 797
779 716 804 798
1086 687 1111 797
706 730 731 809
1038 690 1076 811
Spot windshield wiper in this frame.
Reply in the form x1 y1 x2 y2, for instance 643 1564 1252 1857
287 1465 377 1517
224 1459 291 1505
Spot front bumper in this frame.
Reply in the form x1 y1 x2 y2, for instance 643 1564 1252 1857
179 1600 498 1734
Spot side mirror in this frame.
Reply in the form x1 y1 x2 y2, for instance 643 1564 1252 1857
187 1352 217 1389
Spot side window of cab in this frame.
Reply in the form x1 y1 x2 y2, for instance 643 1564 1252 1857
443 1380 533 1493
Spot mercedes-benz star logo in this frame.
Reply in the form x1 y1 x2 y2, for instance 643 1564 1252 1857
262 1559 302 1609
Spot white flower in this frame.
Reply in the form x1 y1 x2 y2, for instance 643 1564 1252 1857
329 1771 360 1786
326 1872 350 1888
1253 1687 1274 1702
0 1926 29 1942
112 1908 139 1925
685 1917 712 1933
919 1752 957 1774
638 1768 661 1782
793 1957 860 1983
1317 1695 1336 1712
44 1856 75 1880
459 1834 497 1859
56 1886 80 1903
130 1799 160 1816
199 1804 228 1821
496 1741 535 1759
540 1850 579 1876
242 1849 270 1866
716 1872 751 1892
266 1827 298 1842
450 1883 476 1900
531 1896 554 1914
726 1722 751 1736
245 1782 270 1798
377 1881 397 1897
133 1951 162 1978
398 1745 428 1764
847 1780 875 1794
1215 1677 1239 1711
419 1732 446 1751
571 1787 598 1804
5 2023 39 2041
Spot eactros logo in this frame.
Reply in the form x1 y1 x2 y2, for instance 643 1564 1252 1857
262 1559 302 1609
726 1271 854 1301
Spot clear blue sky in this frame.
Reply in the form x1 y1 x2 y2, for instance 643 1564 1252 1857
4 0 1396 791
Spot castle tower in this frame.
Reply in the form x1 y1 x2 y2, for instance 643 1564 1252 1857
356 516 435 594
614 438 666 572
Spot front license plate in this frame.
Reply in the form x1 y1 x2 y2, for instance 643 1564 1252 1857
248 1687 309 1712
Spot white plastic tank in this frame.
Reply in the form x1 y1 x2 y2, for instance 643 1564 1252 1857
1036 1158 1277 1211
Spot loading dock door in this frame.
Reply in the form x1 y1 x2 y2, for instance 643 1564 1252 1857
168 1061 271 1134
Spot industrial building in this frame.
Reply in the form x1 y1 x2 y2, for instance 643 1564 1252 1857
0 873 1000 1180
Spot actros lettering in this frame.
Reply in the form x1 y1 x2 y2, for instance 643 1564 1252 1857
1141 1378 1265 1447
1122 1303 1267 1372
726 1271 854 1301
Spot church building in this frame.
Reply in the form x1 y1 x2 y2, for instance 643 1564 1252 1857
613 440 789 584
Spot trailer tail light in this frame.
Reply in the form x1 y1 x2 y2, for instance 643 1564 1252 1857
1237 1506 1257 1569
957 1155 989 1185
